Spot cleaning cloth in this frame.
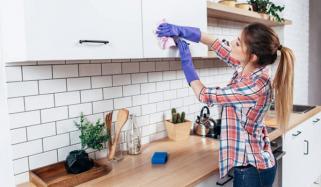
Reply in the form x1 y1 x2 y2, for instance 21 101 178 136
156 19 176 49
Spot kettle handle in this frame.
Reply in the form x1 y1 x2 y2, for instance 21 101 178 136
200 106 210 118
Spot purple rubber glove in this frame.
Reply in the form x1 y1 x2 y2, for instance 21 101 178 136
175 38 199 86
156 23 201 43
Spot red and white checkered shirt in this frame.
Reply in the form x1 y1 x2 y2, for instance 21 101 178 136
201 39 276 178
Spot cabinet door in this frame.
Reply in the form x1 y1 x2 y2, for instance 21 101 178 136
24 0 143 61
142 0 207 58
307 113 321 181
283 125 306 187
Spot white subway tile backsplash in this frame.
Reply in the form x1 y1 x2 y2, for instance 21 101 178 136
142 103 156 115
163 71 176 80
170 80 183 89
156 101 171 112
43 133 70 151
10 111 41 129
7 81 38 98
103 86 122 99
25 94 54 111
29 150 58 170
11 128 27 144
70 130 81 144
113 74 131 86
22 66 52 80
81 89 103 102
5 66 22 82
149 112 163 124
140 62 155 72
12 140 42 159
156 81 170 91
39 79 66 94
148 92 163 103
91 76 112 88
122 63 139 73
163 90 176 100
102 63 121 75
93 99 113 113
123 84 140 96
79 64 101 76
27 122 56 140
141 83 156 94
114 97 132 109
69 103 92 118
14 172 29 186
41 106 68 123
55 91 80 106
53 65 78 78
7 97 24 113
177 88 189 98
148 72 163 82
171 98 184 108
132 94 149 106
131 73 148 84
13 157 29 174
67 77 91 91
56 118 78 134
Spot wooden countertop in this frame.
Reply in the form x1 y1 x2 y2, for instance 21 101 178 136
18 106 321 187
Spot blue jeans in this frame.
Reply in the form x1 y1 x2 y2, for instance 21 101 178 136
233 162 277 187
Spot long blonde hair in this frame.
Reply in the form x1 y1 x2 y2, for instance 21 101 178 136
242 23 295 130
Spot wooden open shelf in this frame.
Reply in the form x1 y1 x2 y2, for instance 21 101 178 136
207 1 292 27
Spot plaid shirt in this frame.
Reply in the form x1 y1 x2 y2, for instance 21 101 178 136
201 39 276 178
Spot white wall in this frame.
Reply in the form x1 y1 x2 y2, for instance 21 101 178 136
0 1 16 185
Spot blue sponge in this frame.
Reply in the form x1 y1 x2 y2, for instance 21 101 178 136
151 152 168 165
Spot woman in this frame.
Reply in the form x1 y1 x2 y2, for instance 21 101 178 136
157 22 294 187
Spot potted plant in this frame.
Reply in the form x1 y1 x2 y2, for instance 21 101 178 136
165 108 192 141
65 113 109 174
248 0 285 22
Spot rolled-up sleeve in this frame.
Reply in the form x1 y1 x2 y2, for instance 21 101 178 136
198 79 265 107
210 39 240 69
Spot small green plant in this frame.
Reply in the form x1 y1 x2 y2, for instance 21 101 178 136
74 113 109 151
248 0 285 22
171 108 186 124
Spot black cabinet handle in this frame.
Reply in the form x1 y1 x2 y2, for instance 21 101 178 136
304 140 309 155
79 40 109 44
313 118 320 123
292 130 302 136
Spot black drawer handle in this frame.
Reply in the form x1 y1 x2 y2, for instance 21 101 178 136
79 40 109 44
313 118 320 123
304 140 309 155
292 130 302 136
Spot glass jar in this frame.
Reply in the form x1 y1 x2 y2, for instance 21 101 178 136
126 114 141 155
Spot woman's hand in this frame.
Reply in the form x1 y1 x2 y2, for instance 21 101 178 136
156 23 201 43
176 38 199 85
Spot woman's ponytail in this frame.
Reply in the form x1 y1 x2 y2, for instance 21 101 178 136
272 47 295 131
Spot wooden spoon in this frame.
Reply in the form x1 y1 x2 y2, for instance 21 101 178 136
104 112 113 154
108 109 129 160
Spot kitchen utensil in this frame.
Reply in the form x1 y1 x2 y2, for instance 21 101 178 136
105 112 113 153
108 109 129 160
126 114 142 155
194 106 218 138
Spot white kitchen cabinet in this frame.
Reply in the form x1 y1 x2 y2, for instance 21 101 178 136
141 0 208 58
283 112 321 187
2 0 143 62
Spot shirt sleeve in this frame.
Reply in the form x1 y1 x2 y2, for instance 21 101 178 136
210 39 240 69
198 78 265 108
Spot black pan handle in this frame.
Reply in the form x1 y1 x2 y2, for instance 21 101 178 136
79 40 109 44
